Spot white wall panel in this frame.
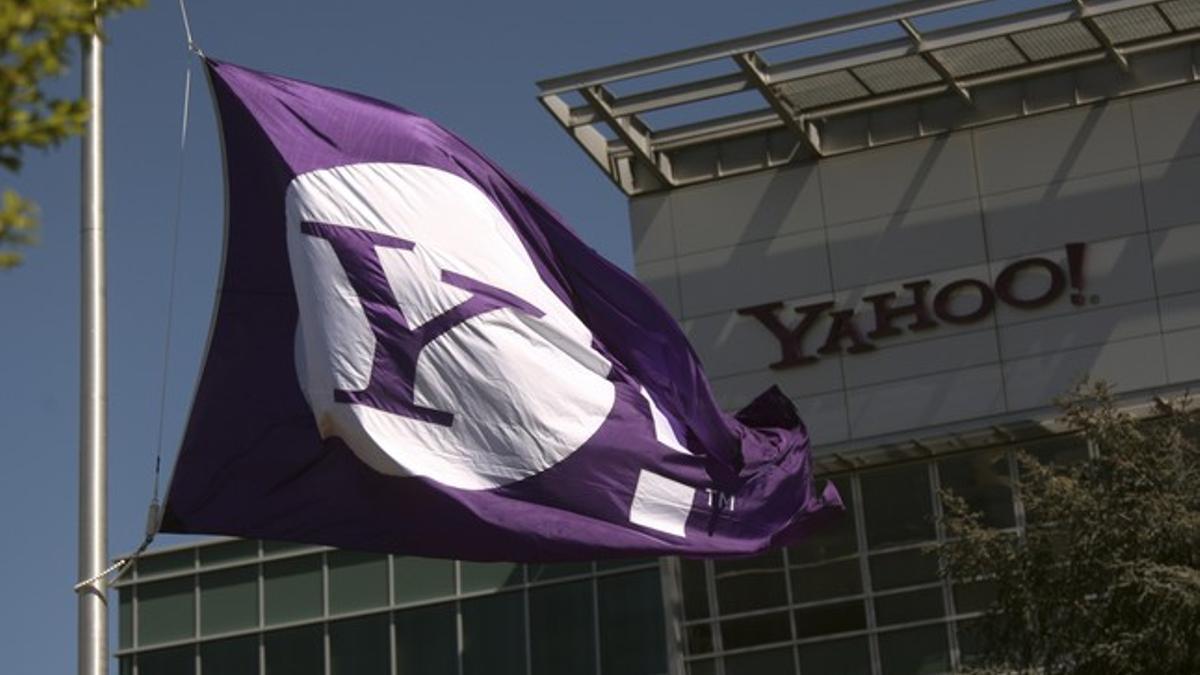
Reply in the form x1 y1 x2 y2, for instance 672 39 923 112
1002 335 1167 410
671 165 824 255
1161 290 1200 332
841 329 999 390
674 229 830 317
1150 222 1200 295
634 258 683 318
1140 155 1200 232
981 168 1146 259
708 360 845 410
792 392 851 447
1130 85 1200 164
997 300 1160 361
1164 327 1200 383
826 199 986 290
973 102 1137 195
819 134 977 226
846 365 1006 439
629 194 676 263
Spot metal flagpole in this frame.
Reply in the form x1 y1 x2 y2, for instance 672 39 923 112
79 8 108 675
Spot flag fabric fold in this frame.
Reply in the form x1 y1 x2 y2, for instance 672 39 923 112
160 58 842 561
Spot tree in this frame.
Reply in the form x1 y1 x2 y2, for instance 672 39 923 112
1 0 142 268
938 382 1200 674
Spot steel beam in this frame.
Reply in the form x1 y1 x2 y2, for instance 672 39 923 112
579 86 672 187
733 52 822 156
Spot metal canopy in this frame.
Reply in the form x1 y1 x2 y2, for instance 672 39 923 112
538 0 1200 194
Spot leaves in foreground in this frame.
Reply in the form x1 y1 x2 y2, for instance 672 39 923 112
937 381 1200 675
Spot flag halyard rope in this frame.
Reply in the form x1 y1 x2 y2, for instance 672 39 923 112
74 3 200 596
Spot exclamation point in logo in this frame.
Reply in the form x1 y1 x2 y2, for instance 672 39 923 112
1066 242 1087 306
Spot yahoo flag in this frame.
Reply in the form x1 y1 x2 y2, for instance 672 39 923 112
160 59 841 560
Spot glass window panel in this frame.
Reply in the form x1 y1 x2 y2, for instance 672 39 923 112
393 556 455 604
599 570 667 675
714 551 787 614
596 558 654 571
953 580 997 614
685 623 713 654
201 636 258 675
118 587 132 649
689 659 717 675
878 624 950 675
862 464 935 548
200 540 260 566
137 549 195 578
791 559 861 603
201 565 259 635
395 603 458 675
939 450 1015 528
138 646 195 675
719 611 791 650
328 550 388 615
680 558 710 620
118 656 132 675
793 600 866 639
330 614 390 675
462 592 526 675
528 561 592 582
875 588 945 625
1023 434 1089 469
138 576 195 646
789 477 856 562
798 635 871 675
263 555 322 625
460 561 523 593
530 580 595 675
725 647 794 675
869 548 939 591
265 624 323 675
955 617 995 668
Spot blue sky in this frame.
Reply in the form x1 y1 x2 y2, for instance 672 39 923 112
0 0 929 670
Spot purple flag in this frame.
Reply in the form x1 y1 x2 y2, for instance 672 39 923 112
160 59 842 561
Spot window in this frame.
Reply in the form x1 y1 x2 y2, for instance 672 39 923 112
938 450 1014 528
330 614 390 675
393 556 454 604
877 625 950 675
460 561 523 594
328 550 388 615
530 580 595 675
798 636 871 675
264 624 323 675
862 464 935 549
713 550 788 614
462 592 526 675
137 646 194 675
263 555 322 625
201 636 258 675
138 576 195 646
598 570 667 675
201 565 258 635
395 603 457 675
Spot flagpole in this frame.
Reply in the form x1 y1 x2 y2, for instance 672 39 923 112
79 9 108 675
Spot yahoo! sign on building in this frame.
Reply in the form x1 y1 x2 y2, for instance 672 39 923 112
739 243 1089 369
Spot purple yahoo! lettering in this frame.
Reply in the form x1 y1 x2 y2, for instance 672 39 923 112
300 220 544 426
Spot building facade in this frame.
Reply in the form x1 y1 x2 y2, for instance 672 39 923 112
119 1 1200 673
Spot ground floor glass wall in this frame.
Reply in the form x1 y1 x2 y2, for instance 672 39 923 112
677 434 1089 675
116 542 667 675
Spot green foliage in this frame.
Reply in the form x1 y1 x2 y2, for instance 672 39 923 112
0 0 142 267
938 382 1200 674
